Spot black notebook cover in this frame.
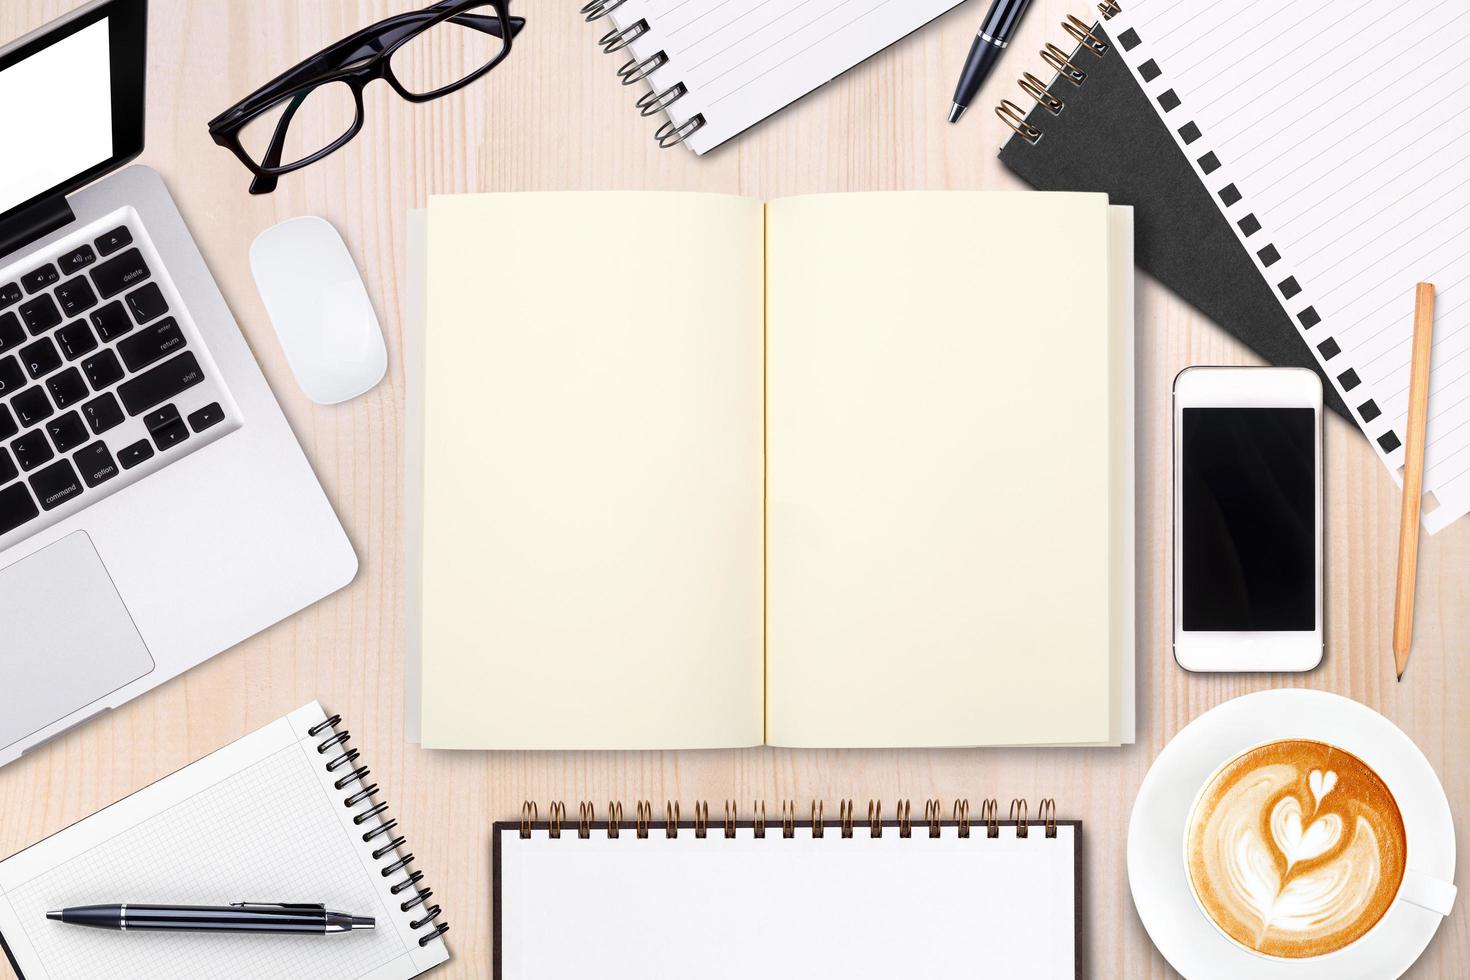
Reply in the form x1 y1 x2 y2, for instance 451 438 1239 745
999 22 1351 422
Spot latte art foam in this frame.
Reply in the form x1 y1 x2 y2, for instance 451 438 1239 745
1186 740 1407 959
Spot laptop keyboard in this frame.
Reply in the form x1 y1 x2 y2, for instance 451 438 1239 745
0 216 238 549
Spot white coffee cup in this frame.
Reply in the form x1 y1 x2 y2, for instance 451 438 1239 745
1183 739 1457 962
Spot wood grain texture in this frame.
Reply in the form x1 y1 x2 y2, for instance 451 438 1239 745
1 2 1466 976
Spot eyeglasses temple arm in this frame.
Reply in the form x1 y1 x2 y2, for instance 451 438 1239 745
248 89 309 196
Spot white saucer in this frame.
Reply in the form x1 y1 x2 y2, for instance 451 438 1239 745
1127 690 1456 979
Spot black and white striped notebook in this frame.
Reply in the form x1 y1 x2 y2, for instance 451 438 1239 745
495 799 1080 978
1036 0 1470 532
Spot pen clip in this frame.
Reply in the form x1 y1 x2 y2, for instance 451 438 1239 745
229 903 326 911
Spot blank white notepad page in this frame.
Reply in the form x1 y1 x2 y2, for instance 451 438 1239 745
0 704 447 980
1110 0 1470 532
607 0 965 154
496 825 1077 977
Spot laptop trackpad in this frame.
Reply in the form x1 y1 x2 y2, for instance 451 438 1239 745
0 532 154 753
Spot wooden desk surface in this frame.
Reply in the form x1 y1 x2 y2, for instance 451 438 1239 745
1 2 1466 977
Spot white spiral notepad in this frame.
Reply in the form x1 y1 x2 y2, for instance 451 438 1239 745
495 800 1079 978
1107 0 1470 532
585 0 965 153
0 704 449 980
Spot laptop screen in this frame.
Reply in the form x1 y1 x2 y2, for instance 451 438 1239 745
0 19 115 214
0 0 145 233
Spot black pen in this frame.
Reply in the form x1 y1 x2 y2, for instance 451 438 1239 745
948 0 1037 123
46 903 374 935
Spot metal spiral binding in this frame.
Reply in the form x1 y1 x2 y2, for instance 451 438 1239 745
512 799 1062 846
981 798 1000 838
608 801 624 838
995 1 1122 145
581 1 707 149
579 0 626 20
1038 798 1058 839
307 714 447 948
1010 798 1029 838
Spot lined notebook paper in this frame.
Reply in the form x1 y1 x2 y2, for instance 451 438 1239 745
0 705 448 980
494 807 1079 978
1109 0 1470 532
593 0 964 153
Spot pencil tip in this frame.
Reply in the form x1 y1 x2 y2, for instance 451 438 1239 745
1397 671 1404 682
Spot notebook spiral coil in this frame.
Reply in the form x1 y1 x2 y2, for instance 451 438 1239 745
519 798 1060 840
996 1 1122 144
580 0 708 149
306 715 449 947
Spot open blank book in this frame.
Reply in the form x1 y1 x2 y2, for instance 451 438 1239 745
404 191 1135 750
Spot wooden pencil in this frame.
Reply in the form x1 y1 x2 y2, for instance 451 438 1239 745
1393 282 1436 681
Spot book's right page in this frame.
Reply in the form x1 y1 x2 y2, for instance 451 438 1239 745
1107 0 1470 533
763 192 1126 748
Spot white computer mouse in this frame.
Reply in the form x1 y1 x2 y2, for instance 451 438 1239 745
250 215 388 405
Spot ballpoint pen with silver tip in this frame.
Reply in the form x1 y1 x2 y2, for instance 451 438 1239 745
949 0 1036 123
46 903 375 935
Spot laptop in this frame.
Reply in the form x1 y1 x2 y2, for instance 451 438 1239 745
0 0 356 767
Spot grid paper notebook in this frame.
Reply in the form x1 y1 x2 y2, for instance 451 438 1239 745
494 800 1080 978
1105 0 1470 533
583 0 965 154
0 704 449 980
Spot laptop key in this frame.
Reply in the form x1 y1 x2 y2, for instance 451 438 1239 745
75 442 119 488
188 402 225 433
0 282 20 309
0 356 24 396
12 387 52 428
20 337 61 379
0 312 23 353
21 264 59 294
58 244 97 274
45 411 87 453
119 351 203 415
145 404 190 451
56 320 98 360
89 300 133 341
119 317 185 371
91 248 150 299
0 482 38 534
19 294 61 335
82 348 125 391
28 458 82 511
81 393 124 435
95 226 133 256
0 406 15 442
46 367 87 409
56 277 98 317
0 448 15 485
126 282 168 323
12 429 53 471
117 439 154 469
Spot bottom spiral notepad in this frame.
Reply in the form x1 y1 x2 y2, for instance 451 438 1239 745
494 798 1080 978
0 703 448 980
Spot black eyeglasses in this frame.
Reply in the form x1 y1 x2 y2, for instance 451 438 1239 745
208 0 525 194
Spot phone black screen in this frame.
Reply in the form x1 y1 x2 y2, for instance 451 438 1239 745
1182 407 1316 631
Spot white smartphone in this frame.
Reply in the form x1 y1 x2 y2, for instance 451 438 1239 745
1173 367 1324 672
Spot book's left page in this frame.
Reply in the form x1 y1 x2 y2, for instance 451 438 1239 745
420 193 766 750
